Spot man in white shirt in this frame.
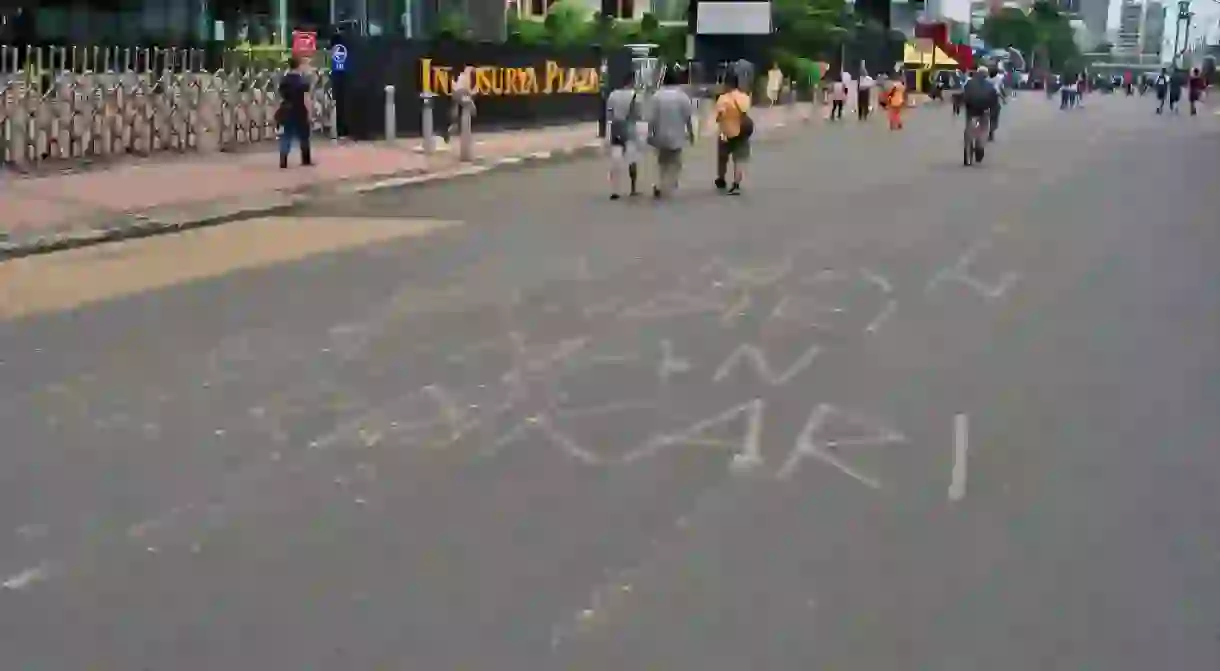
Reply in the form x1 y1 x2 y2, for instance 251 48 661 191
857 70 875 120
988 69 1005 140
829 75 847 120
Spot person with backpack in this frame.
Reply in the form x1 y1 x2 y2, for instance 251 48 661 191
962 66 999 160
605 73 642 200
714 71 752 195
1168 70 1184 114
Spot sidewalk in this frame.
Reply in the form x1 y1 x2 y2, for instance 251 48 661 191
1 103 815 259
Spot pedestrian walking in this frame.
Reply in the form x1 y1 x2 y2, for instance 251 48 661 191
1154 68 1169 113
276 56 314 169
988 68 1006 141
443 66 476 144
1188 68 1205 116
647 66 697 198
884 77 906 130
857 70 875 120
829 75 847 120
714 71 752 195
606 73 642 199
1167 71 1184 113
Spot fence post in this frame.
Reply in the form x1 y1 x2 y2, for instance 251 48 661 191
384 85 396 140
329 90 339 140
458 101 473 162
421 93 435 154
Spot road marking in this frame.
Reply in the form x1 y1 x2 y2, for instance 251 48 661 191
0 217 462 319
949 413 968 502
864 299 897 334
712 342 821 387
354 165 490 193
2 563 50 591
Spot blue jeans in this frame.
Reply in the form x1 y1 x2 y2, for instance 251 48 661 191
279 118 312 166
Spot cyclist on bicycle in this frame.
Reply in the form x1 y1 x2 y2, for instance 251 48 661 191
962 66 999 158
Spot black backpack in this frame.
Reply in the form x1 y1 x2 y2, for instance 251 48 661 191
963 80 993 111
610 92 637 145
735 99 754 139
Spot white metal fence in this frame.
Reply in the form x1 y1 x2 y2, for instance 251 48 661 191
1 45 335 170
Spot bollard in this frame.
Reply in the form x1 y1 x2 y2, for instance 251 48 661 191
384 84 396 140
458 102 473 162
329 96 339 140
421 93 435 154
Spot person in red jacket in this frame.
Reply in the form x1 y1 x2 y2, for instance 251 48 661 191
1188 68 1206 116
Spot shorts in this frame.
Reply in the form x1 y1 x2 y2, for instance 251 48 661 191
608 139 640 166
718 134 750 163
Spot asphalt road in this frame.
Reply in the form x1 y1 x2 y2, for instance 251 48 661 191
2 94 1219 670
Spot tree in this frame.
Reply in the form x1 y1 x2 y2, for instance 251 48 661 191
980 1 1080 72
1094 41 1114 55
769 0 858 79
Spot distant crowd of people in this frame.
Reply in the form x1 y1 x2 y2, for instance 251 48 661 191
825 69 908 130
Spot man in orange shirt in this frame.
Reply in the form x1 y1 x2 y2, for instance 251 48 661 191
714 72 752 195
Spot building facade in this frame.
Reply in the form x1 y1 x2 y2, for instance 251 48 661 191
1075 0 1108 47
1143 0 1164 55
3 0 498 45
1115 0 1144 55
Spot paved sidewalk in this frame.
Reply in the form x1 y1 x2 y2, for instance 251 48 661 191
0 103 815 259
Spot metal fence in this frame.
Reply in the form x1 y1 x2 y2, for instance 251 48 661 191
1 45 335 170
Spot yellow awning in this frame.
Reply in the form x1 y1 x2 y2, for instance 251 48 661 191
904 43 958 68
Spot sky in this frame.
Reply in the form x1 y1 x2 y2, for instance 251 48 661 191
1147 0 1220 58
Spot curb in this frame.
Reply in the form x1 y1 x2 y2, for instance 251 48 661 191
348 140 605 195
0 193 309 262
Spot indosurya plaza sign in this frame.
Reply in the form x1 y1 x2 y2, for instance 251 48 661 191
419 59 601 96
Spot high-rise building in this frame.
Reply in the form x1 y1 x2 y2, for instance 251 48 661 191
1056 0 1081 15
1077 0 1110 47
1143 0 1165 55
1115 0 1144 55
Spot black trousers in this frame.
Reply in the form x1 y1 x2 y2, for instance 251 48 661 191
830 99 844 119
857 89 870 119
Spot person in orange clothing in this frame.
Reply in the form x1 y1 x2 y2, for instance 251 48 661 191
885 76 906 130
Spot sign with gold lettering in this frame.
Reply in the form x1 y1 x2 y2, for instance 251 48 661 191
419 58 600 97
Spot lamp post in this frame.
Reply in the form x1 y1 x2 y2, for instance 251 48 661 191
1173 0 1192 68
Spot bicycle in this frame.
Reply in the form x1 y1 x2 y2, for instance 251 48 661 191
963 114 987 166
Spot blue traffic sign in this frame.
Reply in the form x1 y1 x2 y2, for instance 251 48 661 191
332 44 348 72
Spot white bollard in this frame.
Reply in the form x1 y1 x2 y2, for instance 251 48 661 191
458 102 473 162
421 93 435 154
384 85 396 141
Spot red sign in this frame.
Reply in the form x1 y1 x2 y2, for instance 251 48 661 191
292 30 317 57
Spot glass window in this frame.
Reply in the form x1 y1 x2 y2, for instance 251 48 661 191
142 0 167 40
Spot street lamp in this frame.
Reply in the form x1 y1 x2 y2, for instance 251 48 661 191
1172 0 1193 68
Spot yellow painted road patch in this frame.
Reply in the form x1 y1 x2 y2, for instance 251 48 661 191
0 216 461 320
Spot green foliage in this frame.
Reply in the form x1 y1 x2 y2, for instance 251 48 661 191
980 0 1081 72
771 0 852 66
507 8 684 63
436 10 472 40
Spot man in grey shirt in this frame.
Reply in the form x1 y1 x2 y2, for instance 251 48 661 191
605 73 642 199
646 66 696 198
